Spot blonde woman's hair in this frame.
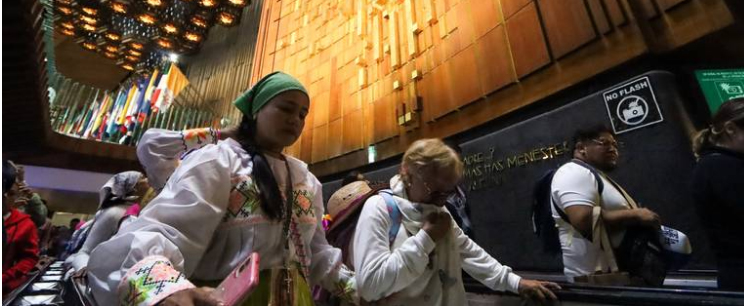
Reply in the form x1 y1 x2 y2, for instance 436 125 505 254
692 98 744 158
401 138 463 180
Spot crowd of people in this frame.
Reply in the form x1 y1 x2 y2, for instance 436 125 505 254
3 69 742 305
2 160 86 295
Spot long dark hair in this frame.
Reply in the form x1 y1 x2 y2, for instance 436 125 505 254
236 114 284 220
693 98 744 157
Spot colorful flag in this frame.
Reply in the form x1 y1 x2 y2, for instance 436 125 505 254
117 83 138 126
152 63 189 113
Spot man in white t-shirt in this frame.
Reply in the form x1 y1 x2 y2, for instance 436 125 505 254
551 126 660 279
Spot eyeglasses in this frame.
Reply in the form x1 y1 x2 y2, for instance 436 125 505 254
591 139 624 149
422 179 457 200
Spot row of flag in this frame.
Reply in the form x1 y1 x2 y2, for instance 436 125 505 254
53 62 210 145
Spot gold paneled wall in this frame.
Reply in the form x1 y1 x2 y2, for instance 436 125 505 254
247 0 733 174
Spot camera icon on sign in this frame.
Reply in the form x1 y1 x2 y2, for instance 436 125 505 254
720 83 743 95
622 101 645 120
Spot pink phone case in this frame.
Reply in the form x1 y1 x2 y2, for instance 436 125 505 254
214 252 260 306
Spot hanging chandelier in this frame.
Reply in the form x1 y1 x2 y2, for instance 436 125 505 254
52 0 251 73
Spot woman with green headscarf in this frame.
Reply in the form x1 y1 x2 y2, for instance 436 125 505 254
87 72 357 306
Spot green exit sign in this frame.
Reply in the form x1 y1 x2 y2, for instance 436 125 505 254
695 69 744 113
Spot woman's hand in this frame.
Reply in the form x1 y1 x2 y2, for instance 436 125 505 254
422 212 451 242
518 279 561 304
159 287 223 306
73 267 88 279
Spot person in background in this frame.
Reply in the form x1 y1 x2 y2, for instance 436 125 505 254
9 163 48 229
342 170 366 187
691 98 744 291
38 207 55 255
443 142 474 237
69 218 81 231
61 219 92 261
88 71 357 306
3 160 40 295
551 125 660 280
64 171 149 273
353 138 559 305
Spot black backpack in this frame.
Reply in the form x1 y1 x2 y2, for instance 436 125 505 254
531 160 604 255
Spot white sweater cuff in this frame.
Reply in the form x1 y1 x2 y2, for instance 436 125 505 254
414 230 436 254
506 272 522 294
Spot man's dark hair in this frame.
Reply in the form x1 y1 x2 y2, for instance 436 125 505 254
572 125 615 151
70 218 81 227
341 170 363 187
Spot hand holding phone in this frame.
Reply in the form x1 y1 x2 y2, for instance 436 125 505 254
213 252 260 306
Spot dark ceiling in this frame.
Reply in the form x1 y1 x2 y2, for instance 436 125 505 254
3 0 141 174
53 32 130 90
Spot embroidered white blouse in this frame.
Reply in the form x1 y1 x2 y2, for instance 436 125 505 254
352 175 521 305
87 130 355 306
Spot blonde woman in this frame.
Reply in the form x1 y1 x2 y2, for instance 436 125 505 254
352 138 559 305
691 98 744 290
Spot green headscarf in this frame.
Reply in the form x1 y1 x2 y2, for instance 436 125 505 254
234 71 308 116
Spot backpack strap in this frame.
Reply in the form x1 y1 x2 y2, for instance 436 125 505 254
550 160 604 224
379 189 402 248
552 199 571 223
571 159 604 195
570 159 621 273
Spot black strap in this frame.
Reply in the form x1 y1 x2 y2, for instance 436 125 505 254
570 159 604 195
552 199 571 223
553 159 606 223
282 159 294 253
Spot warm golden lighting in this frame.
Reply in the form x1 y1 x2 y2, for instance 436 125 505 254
104 45 119 53
190 16 208 28
60 21 75 30
60 29 76 36
183 31 202 42
217 12 235 26
156 38 173 49
227 0 246 6
125 55 140 62
128 49 142 57
110 2 128 13
80 15 98 25
145 0 165 7
138 13 158 25
122 64 135 71
57 6 73 15
56 0 73 5
129 42 145 50
82 24 97 32
199 0 217 8
82 42 97 51
105 32 121 41
162 23 179 34
81 6 98 15
104 52 118 59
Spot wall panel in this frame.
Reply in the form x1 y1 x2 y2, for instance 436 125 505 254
237 0 735 176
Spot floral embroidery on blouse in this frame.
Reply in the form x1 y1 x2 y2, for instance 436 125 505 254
179 128 217 159
225 176 260 221
122 256 194 306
